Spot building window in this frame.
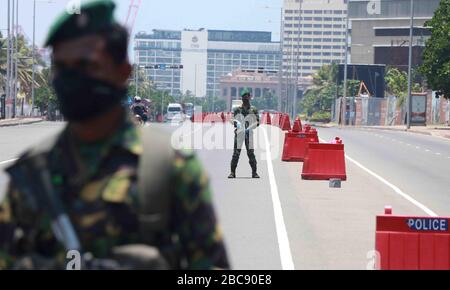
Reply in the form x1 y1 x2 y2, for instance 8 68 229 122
231 87 237 97
255 88 262 98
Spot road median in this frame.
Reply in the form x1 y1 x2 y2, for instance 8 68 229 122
0 118 45 128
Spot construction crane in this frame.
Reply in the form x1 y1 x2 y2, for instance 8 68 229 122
125 0 142 40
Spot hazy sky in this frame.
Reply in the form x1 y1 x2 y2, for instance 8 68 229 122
1 0 283 59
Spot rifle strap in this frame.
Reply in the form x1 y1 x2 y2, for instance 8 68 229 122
137 126 175 244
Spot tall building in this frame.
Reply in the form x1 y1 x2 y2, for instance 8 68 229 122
134 29 281 98
348 0 440 69
134 30 183 96
282 0 348 78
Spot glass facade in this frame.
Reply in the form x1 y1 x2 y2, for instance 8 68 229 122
135 31 182 96
206 50 281 98
283 0 347 77
135 30 281 98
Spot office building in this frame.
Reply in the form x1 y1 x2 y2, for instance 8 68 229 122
348 0 440 68
134 29 281 98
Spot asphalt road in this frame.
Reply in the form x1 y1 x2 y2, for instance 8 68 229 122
1 121 449 269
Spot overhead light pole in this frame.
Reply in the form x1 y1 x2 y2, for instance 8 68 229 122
406 0 415 129
342 3 350 126
30 0 54 117
6 0 11 118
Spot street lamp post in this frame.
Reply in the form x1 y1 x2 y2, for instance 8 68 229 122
30 0 53 117
261 5 284 112
342 5 350 126
31 0 36 116
406 0 415 129
6 0 11 118
13 0 19 117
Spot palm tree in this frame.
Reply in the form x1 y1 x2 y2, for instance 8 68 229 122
0 33 44 111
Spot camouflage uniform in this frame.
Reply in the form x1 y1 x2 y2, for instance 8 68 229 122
0 117 229 270
230 105 260 175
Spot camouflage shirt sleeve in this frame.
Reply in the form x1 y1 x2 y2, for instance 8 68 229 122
0 192 14 270
252 107 260 127
0 183 39 270
171 150 230 270
231 107 240 127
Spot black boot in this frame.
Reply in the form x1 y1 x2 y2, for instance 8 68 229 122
228 172 236 179
252 172 260 179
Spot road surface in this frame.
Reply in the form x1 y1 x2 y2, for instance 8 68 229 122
1 121 449 269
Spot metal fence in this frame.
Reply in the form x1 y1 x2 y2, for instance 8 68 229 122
333 94 450 126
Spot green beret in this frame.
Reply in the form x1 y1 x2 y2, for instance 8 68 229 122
45 0 117 47
241 88 251 97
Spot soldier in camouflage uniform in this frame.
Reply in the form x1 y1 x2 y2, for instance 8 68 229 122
0 0 229 270
228 89 260 179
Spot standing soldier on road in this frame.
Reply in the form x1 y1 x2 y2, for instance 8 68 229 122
228 89 260 179
0 0 229 270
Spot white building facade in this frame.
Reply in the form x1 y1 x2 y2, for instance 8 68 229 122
282 0 348 78
134 29 281 98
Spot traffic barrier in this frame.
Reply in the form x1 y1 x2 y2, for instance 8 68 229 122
261 112 272 125
375 207 450 270
282 130 319 162
292 117 302 132
191 113 203 123
280 114 292 131
272 113 281 128
301 137 346 181
204 113 222 123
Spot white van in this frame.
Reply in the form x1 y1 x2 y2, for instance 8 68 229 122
166 103 184 122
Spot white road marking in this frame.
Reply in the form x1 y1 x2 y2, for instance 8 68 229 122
435 153 441 155
0 159 17 166
416 146 421 149
319 138 437 217
262 127 295 270
425 149 430 152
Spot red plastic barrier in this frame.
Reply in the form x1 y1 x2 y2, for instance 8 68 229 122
191 113 203 123
262 112 272 125
282 131 319 162
280 114 292 131
203 113 222 123
301 138 347 180
272 113 281 128
375 207 450 270
292 117 302 133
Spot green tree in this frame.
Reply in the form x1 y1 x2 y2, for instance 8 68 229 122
420 0 450 99
0 33 45 104
34 67 57 115
385 67 422 108
299 63 360 116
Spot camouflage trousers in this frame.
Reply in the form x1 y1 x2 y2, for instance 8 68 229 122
230 131 257 174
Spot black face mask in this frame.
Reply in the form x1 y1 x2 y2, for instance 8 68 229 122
52 68 127 122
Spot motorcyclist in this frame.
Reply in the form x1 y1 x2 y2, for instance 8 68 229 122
131 96 148 123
